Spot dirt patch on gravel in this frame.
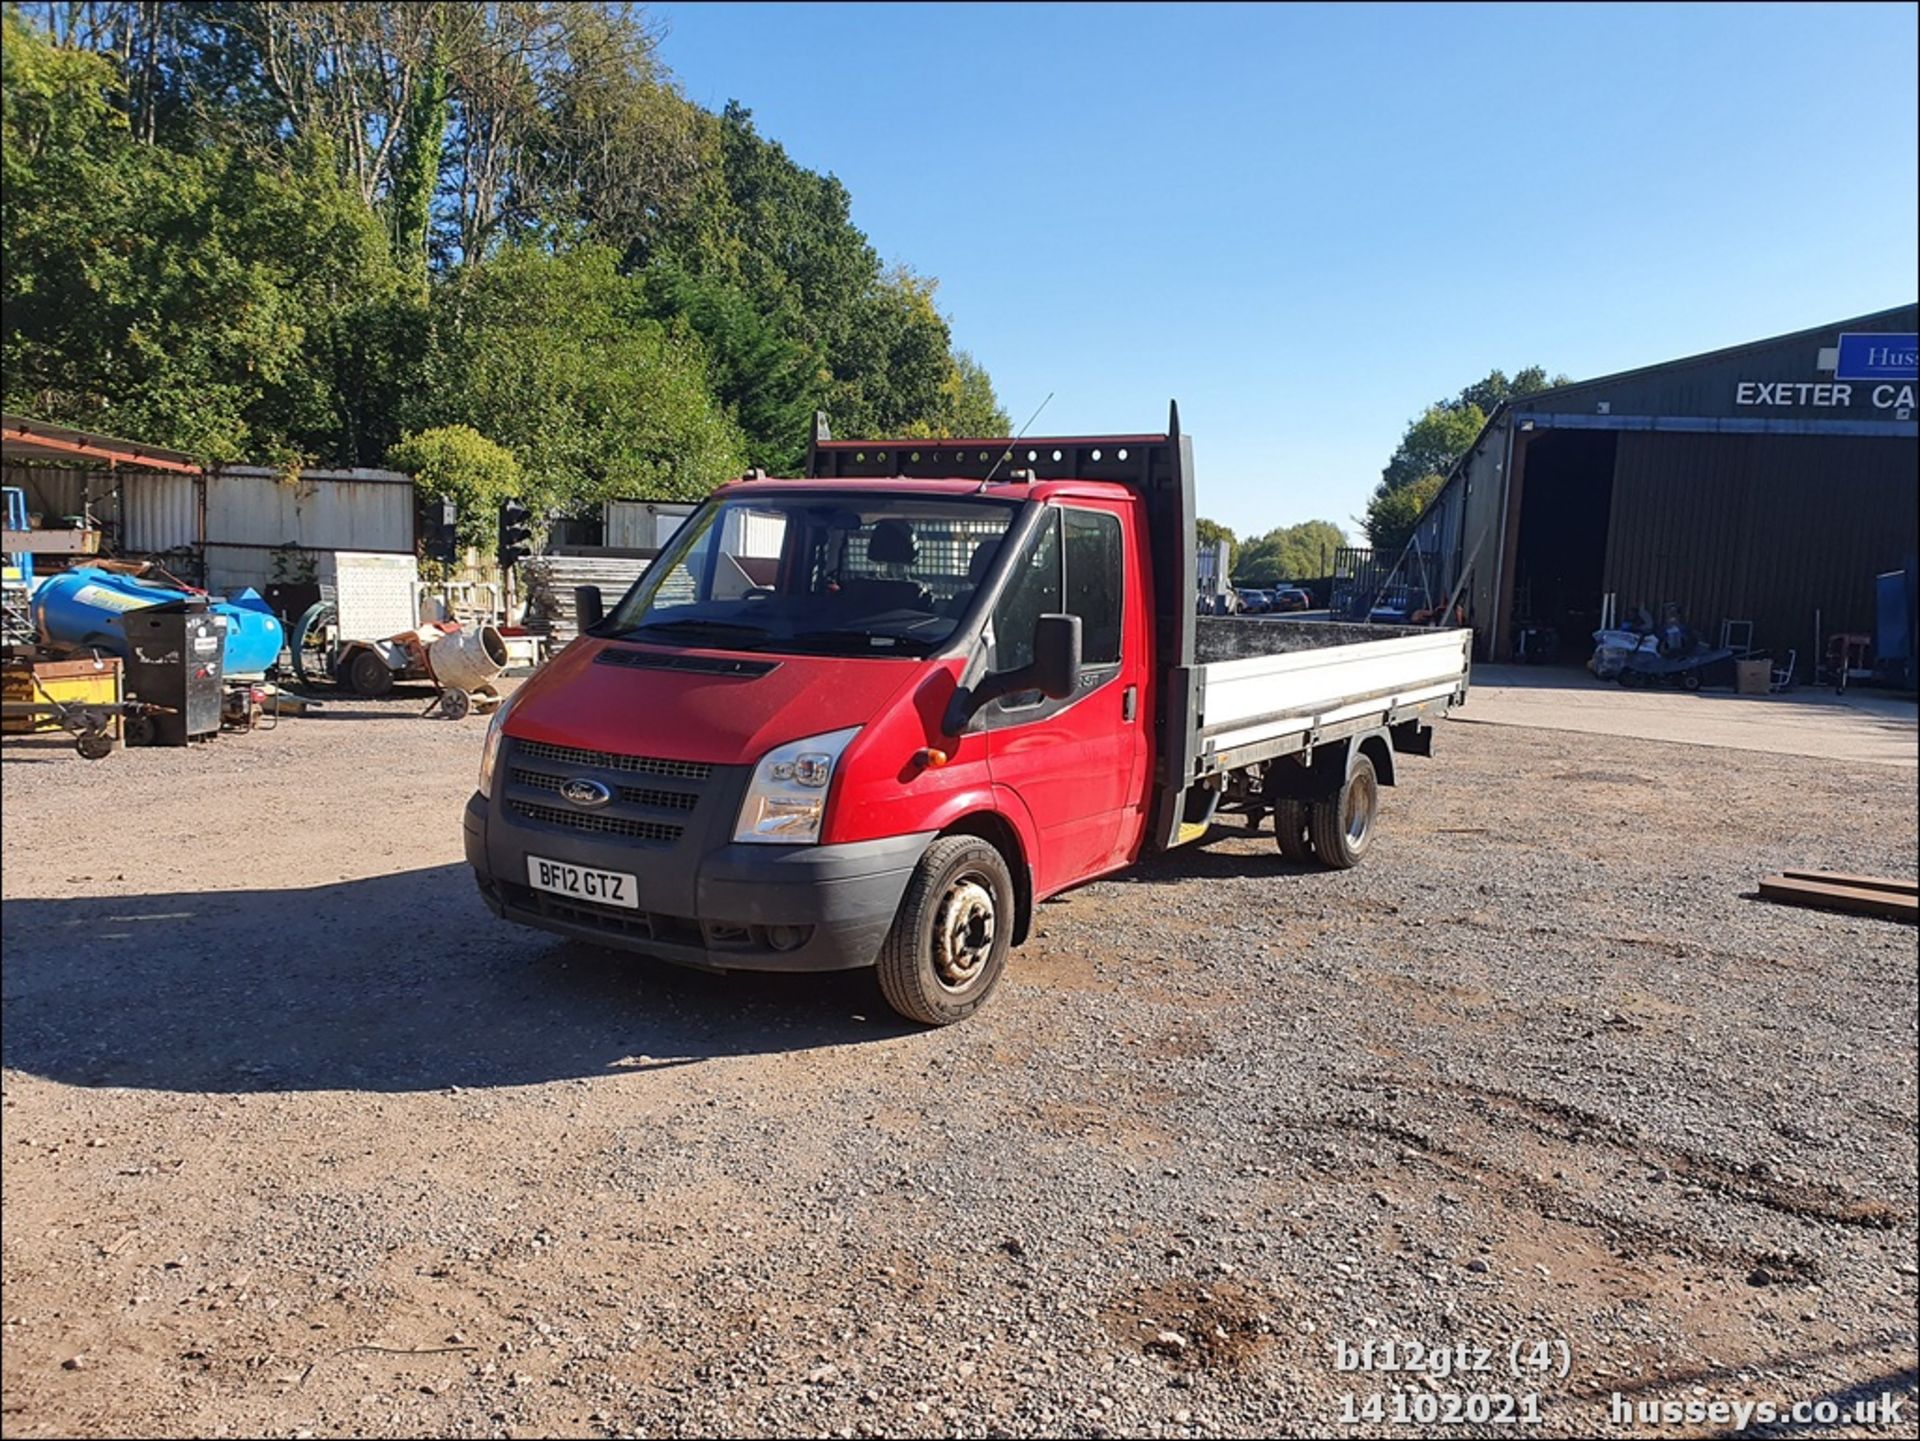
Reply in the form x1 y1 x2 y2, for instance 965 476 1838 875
1103 1279 1280 1372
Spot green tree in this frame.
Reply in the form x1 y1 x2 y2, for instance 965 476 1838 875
410 243 746 516
2 10 413 464
4 4 1009 477
1234 520 1347 587
1361 473 1445 553
1366 365 1568 550
928 351 1011 439
387 425 521 552
1195 517 1238 571
638 265 818 473
827 267 956 436
1379 403 1487 495
386 48 447 276
1454 365 1563 417
900 350 1011 441
696 101 880 355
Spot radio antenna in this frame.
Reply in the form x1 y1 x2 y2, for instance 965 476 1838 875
978 391 1055 491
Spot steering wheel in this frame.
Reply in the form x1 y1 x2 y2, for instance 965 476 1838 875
742 587 776 601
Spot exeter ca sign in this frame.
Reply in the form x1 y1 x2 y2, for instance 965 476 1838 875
1734 331 1917 418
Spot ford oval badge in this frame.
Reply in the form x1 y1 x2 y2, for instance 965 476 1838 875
560 778 612 808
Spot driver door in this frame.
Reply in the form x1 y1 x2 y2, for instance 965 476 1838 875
983 502 1144 895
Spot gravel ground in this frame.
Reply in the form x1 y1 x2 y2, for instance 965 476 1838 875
2 689 1916 1439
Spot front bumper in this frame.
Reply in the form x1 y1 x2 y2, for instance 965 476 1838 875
465 786 932 973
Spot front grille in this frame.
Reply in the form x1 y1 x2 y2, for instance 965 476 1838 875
504 883 705 947
516 739 712 780
510 768 698 812
508 800 684 843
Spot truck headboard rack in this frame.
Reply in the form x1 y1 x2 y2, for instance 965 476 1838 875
807 416 1177 490
806 403 1201 851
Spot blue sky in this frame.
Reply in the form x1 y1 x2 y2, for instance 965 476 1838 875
651 2 1919 538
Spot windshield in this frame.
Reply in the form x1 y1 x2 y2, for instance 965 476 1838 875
597 493 1019 656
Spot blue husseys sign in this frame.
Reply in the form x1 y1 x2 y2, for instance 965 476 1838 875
1836 333 1918 381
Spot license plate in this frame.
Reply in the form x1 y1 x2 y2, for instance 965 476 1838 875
525 855 639 910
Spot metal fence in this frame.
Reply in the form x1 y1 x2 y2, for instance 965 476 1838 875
1329 546 1458 621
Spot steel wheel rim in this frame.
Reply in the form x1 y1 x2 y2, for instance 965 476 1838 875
932 873 996 992
1344 770 1376 847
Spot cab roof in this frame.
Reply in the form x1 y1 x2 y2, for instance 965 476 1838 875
710 474 1139 505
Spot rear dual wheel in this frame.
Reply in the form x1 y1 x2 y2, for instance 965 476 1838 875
1271 752 1380 870
1274 798 1313 862
1309 753 1379 869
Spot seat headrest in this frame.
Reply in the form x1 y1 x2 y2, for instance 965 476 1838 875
866 518 919 566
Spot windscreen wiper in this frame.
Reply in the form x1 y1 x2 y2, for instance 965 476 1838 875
626 618 772 646
782 630 937 656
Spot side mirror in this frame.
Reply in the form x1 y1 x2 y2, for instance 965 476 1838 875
575 584 605 631
1030 613 1082 700
942 612 1082 733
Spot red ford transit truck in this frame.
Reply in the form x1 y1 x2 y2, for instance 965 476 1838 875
466 407 1471 1024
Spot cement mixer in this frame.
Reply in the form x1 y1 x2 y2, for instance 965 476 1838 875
33 567 285 678
423 623 508 720
318 614 507 718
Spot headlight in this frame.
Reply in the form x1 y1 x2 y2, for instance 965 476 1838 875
477 687 524 798
733 726 860 845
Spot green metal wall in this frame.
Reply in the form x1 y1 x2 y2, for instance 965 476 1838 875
1603 432 1917 656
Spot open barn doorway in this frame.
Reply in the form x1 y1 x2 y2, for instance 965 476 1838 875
1510 429 1617 662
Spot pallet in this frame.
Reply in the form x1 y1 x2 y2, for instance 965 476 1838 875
1757 871 1918 923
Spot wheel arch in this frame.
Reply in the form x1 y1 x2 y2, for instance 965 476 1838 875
1264 728 1397 801
1357 728 1397 787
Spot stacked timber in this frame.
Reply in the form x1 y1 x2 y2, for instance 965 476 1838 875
519 552 653 645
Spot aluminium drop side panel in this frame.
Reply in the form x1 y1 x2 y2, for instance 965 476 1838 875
1195 628 1471 761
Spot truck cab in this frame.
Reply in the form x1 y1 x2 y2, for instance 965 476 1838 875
466 408 1470 1024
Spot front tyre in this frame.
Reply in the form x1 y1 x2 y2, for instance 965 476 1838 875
1308 752 1379 870
877 836 1015 1026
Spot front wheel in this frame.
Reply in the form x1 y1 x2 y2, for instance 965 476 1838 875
1309 752 1379 870
876 836 1015 1026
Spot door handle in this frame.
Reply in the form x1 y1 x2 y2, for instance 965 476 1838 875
1122 684 1138 722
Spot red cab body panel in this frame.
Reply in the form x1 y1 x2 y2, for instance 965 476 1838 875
508 636 920 769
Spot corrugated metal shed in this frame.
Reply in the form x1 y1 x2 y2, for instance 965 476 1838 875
206 467 412 552
121 470 201 553
1 462 118 532
605 500 696 550
5 458 414 584
1410 304 1917 660
1603 432 1915 653
1509 304 1917 427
